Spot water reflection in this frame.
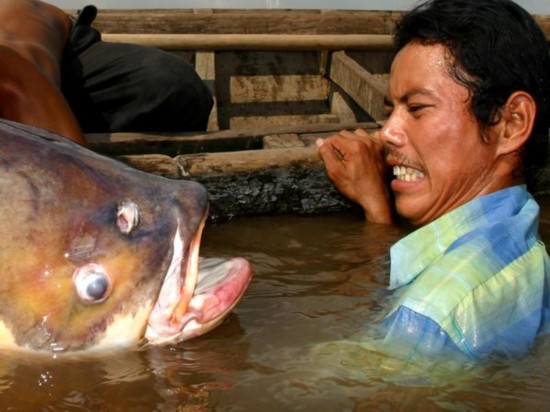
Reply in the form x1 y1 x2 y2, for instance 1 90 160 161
1 209 550 410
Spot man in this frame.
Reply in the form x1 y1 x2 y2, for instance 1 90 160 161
0 0 213 145
317 0 550 359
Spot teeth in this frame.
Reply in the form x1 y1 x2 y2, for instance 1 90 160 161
393 165 425 182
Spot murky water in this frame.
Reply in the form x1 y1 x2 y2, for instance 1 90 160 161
2 206 550 411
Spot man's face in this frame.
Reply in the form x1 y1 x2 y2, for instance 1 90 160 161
381 41 500 226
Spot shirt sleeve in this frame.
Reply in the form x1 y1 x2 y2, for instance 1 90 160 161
380 305 464 360
381 302 546 360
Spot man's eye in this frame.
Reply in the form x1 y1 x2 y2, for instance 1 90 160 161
408 104 428 113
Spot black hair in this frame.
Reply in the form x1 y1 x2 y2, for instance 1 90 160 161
395 0 550 181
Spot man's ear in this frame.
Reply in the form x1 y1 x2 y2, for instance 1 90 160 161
495 91 536 156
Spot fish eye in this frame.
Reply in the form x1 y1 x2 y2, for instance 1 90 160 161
73 263 112 304
117 201 140 234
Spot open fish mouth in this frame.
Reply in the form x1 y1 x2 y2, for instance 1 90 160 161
145 217 252 345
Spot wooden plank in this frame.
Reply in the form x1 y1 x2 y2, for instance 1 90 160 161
229 114 341 129
263 134 305 149
374 74 390 82
216 50 323 77
329 90 358 123
230 75 329 103
87 121 379 156
84 10 404 36
178 146 319 175
192 8 219 130
101 33 395 51
534 15 550 40
87 121 377 143
116 154 181 179
214 50 326 129
195 51 219 131
329 51 388 122
72 9 550 41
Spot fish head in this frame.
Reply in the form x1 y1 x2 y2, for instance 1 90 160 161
0 121 252 353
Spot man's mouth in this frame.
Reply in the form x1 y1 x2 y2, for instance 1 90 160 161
393 165 425 182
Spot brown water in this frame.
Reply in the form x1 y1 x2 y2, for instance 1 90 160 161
2 209 550 411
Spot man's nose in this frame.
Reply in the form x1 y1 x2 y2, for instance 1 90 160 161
380 115 407 147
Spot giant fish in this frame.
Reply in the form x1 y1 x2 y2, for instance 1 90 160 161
0 120 252 353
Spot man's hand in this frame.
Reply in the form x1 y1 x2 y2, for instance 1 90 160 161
316 128 394 224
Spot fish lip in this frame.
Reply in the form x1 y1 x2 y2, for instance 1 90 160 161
185 256 252 331
147 256 253 345
144 213 206 341
144 213 253 345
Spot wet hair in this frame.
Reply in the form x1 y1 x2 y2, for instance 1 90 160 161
395 0 550 181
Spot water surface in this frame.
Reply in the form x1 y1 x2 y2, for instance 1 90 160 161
2 207 550 410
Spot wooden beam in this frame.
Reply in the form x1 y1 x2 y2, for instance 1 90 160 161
534 15 550 41
330 89 358 123
69 9 549 41
329 51 388 121
263 133 305 149
178 146 319 175
195 51 219 131
101 33 395 51
230 75 329 103
86 121 380 153
229 114 341 129
83 9 404 36
116 154 181 179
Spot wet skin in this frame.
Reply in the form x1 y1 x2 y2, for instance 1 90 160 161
381 41 533 225
318 41 532 226
381 42 500 225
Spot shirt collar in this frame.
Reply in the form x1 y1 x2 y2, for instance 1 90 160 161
388 185 529 290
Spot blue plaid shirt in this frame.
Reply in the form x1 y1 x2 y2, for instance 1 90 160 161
381 185 550 360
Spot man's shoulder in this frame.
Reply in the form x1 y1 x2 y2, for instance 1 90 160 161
391 194 549 312
397 229 547 316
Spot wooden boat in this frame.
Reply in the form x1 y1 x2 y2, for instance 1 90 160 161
70 9 550 221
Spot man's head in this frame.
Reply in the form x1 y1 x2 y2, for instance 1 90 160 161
396 0 550 180
381 0 550 225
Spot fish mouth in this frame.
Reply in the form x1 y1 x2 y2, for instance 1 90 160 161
144 217 252 345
